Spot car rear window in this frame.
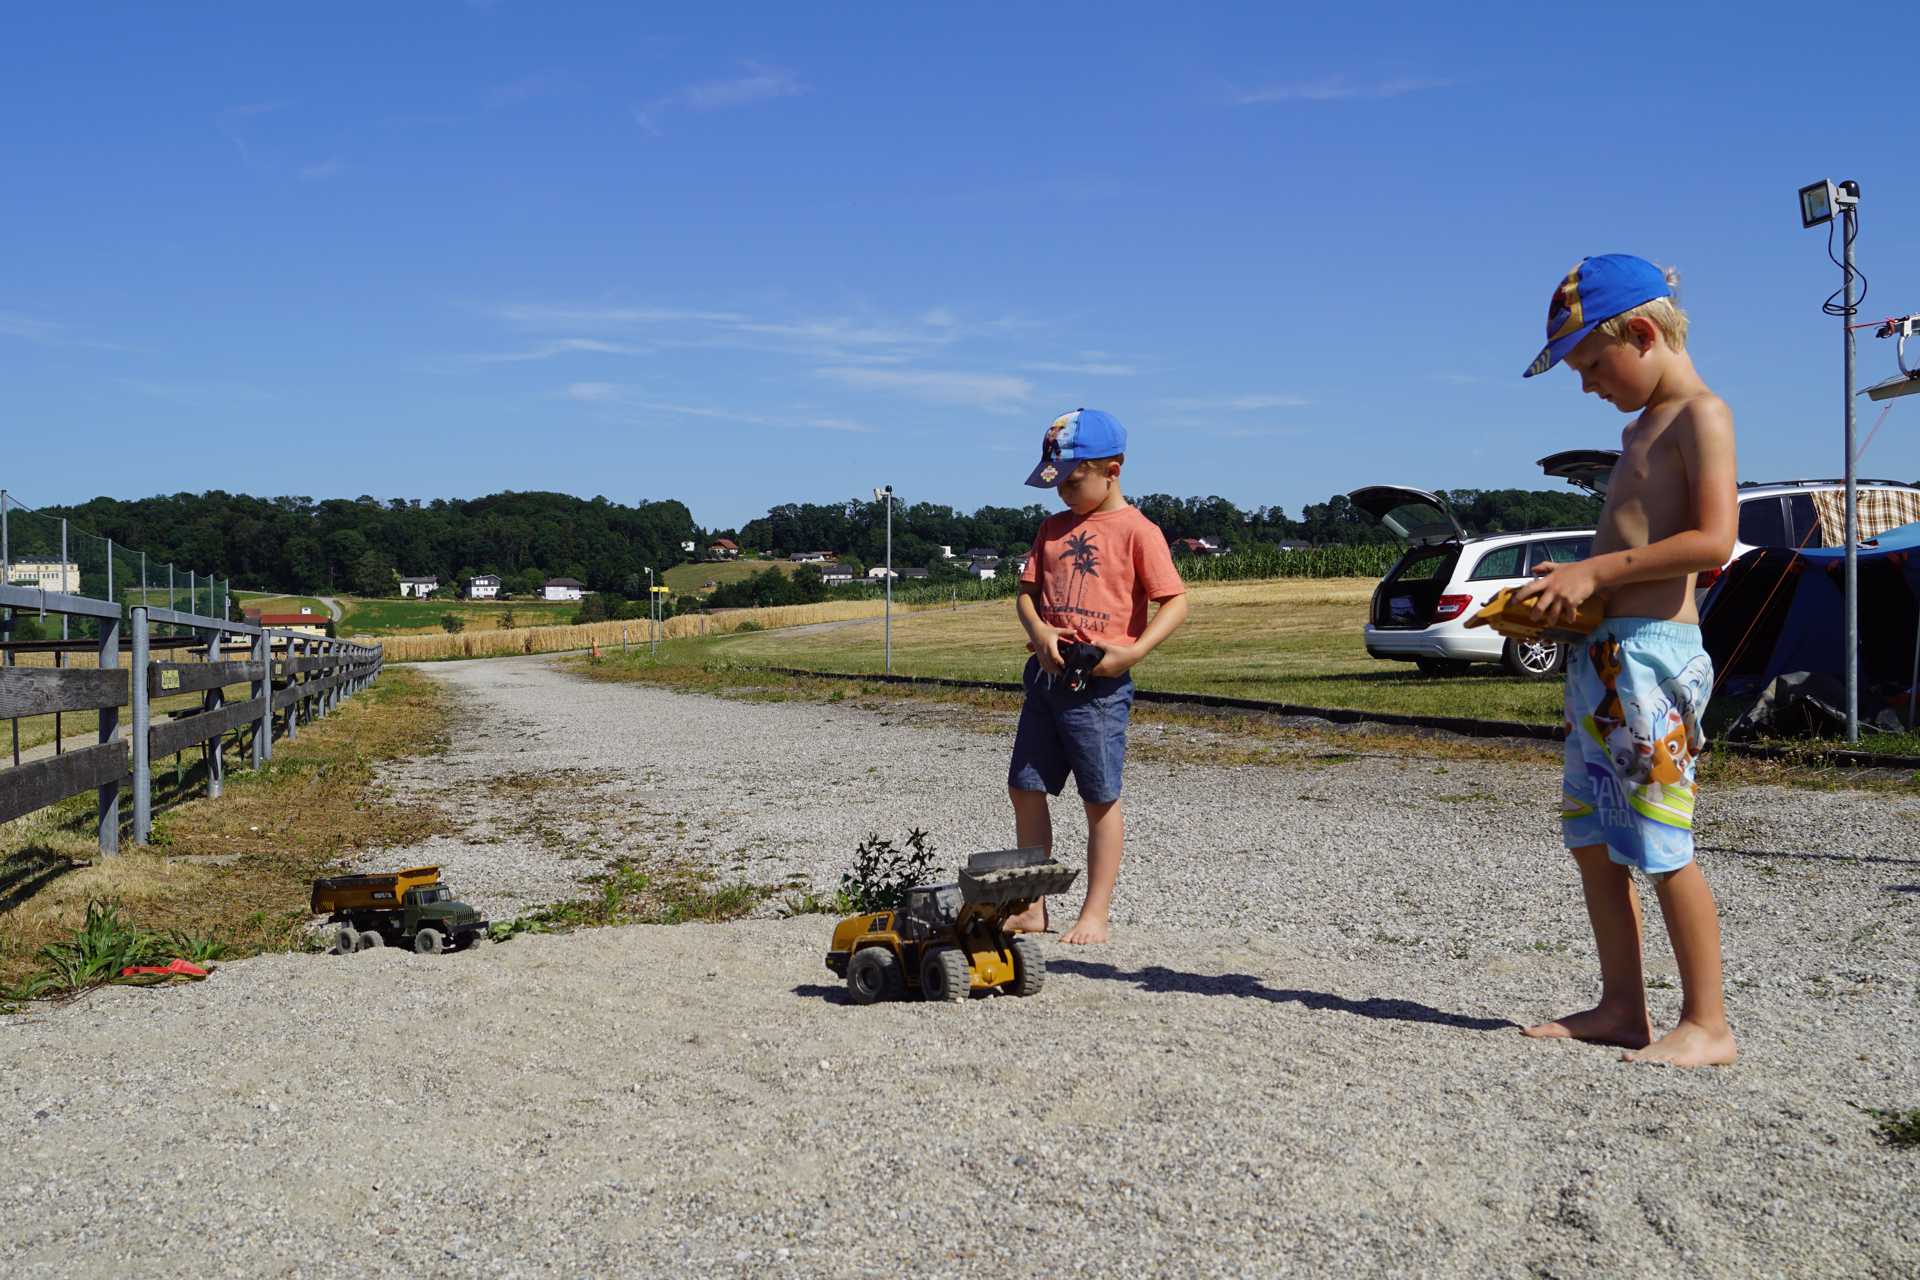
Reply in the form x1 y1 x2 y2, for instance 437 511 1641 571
1393 547 1452 582
1535 537 1591 564
1738 496 1788 546
1468 545 1525 581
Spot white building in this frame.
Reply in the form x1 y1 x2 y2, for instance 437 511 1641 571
970 561 998 580
467 574 501 600
5 561 81 594
542 577 585 602
817 564 855 586
399 576 439 598
789 550 832 563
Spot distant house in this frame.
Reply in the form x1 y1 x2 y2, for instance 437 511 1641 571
789 550 832 564
680 541 697 553
1174 537 1228 557
1010 554 1031 575
707 538 740 560
399 576 439 598
467 574 501 600
900 567 929 580
866 565 896 580
934 544 954 560
969 561 998 580
542 577 585 602
963 548 1001 563
816 564 855 587
4 561 81 595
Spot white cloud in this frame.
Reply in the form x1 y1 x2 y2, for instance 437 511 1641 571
635 61 805 136
468 337 654 364
1022 360 1137 376
1235 76 1451 105
803 416 875 434
565 381 621 402
1159 393 1310 411
818 366 1033 412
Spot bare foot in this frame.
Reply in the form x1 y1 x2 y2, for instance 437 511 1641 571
1003 901 1048 934
1521 1005 1652 1049
1059 914 1110 945
1622 1020 1738 1067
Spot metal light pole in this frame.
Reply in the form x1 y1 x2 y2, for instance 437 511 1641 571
873 486 894 674
645 566 657 656
1799 178 1862 741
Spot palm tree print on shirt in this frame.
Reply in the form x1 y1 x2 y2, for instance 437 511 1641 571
1057 531 1101 614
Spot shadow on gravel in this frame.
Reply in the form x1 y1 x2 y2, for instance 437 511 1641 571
0 848 82 914
1891 884 1920 895
793 983 852 1005
1698 844 1918 868
1050 959 1520 1032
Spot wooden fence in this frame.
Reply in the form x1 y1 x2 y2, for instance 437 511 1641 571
0 583 382 856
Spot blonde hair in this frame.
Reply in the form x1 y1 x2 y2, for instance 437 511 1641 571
1594 266 1688 351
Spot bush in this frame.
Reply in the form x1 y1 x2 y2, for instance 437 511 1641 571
839 829 942 914
440 613 466 634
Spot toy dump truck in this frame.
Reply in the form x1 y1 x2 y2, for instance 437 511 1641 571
825 847 1079 1004
311 865 488 956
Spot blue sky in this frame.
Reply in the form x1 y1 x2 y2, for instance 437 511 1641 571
5 3 1918 532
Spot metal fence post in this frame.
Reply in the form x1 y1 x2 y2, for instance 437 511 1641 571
96 610 121 857
131 606 151 844
286 636 301 740
60 518 69 641
203 627 223 800
252 628 270 768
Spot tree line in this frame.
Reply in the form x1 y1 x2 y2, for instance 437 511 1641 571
34 485 1600 601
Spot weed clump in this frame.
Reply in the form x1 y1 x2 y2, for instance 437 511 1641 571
8 899 226 1001
839 829 942 914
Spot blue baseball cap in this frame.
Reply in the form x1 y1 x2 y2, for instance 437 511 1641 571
1024 408 1128 488
1523 254 1673 378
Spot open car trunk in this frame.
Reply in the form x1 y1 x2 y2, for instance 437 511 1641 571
1369 543 1463 628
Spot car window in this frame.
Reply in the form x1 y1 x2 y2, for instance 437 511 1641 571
1785 494 1824 548
1738 496 1788 546
1536 538 1591 564
1468 545 1525 581
1394 547 1452 582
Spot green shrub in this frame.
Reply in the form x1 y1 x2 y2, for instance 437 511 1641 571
839 829 942 913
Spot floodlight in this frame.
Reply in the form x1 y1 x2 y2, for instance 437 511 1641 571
1864 315 1920 402
1798 178 1859 229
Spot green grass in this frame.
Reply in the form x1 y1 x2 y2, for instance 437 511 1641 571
235 592 331 617
335 596 578 635
662 559 800 595
655 578 1571 724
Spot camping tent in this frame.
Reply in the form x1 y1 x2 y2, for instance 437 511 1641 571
1700 521 1920 738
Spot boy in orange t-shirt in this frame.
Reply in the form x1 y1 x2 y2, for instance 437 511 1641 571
1003 409 1188 944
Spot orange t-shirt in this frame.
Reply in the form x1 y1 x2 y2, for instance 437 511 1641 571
1020 505 1185 646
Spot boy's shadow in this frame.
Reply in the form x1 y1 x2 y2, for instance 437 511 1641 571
1049 959 1519 1032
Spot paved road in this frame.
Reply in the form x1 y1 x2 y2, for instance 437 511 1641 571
3 654 1914 1278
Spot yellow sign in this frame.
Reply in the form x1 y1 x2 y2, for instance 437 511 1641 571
651 586 670 594
160 669 181 691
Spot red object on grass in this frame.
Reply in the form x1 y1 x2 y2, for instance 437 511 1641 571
119 959 210 979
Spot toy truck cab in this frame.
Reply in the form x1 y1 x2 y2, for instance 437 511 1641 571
312 865 488 956
825 848 1078 1004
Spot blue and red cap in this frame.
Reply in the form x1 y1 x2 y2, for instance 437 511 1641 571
1523 254 1672 378
1024 408 1127 487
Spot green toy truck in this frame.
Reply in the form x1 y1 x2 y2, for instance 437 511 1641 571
311 865 488 955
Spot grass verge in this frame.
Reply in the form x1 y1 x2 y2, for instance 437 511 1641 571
1 666 452 996
487 859 766 942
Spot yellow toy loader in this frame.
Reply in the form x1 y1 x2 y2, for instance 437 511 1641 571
825 847 1078 1003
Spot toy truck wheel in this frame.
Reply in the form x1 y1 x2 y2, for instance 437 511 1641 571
331 924 361 955
845 947 903 1005
358 931 384 950
413 927 446 955
1008 933 1046 996
920 946 971 1002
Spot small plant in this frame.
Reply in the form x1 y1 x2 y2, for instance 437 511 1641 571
839 828 941 914
440 613 466 634
9 900 222 1000
1865 1106 1920 1148
498 607 517 630
779 886 853 917
731 619 763 633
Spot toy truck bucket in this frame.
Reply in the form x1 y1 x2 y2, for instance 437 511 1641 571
310 865 442 914
959 846 1078 906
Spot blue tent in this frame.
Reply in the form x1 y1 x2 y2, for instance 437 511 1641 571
1700 522 1920 737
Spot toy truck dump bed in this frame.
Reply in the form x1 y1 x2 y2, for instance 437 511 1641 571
310 866 442 915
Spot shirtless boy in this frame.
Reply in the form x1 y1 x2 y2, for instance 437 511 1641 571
1514 254 1739 1067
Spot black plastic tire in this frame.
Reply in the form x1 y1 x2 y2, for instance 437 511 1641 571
358 931 385 950
920 946 972 1002
846 947 903 1005
1008 934 1045 997
413 927 446 956
1502 637 1566 678
332 924 360 955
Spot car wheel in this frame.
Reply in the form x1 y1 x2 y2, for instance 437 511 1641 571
413 927 446 956
331 924 360 955
1503 637 1566 678
1414 658 1470 677
358 930 385 950
846 947 903 1005
1008 934 1046 997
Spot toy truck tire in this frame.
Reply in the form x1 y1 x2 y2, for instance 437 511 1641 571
920 946 971 1002
1008 934 1045 997
358 930 385 950
846 947 903 1005
331 924 361 955
413 927 446 956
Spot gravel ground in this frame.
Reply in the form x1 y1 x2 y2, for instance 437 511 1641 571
3 654 1916 1278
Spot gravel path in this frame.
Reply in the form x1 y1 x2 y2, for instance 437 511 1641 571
3 654 1916 1277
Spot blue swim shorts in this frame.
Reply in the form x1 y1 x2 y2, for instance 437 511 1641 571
1561 619 1714 874
1008 655 1134 804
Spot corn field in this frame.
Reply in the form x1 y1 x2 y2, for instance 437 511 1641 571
1172 544 1400 582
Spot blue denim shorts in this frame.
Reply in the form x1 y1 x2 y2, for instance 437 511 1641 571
1008 655 1135 804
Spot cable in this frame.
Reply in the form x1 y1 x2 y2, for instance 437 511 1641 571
1822 205 1867 318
